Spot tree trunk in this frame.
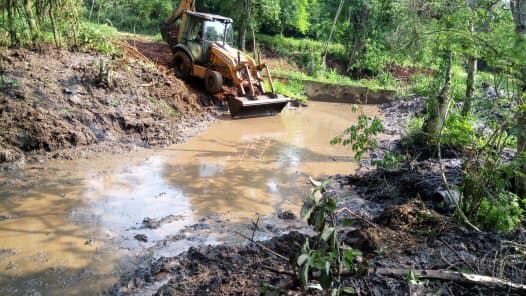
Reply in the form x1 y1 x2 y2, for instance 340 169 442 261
511 0 526 196
48 0 60 48
511 0 526 34
423 50 453 142
6 0 18 46
238 23 246 51
462 56 477 116
518 105 526 197
23 0 39 42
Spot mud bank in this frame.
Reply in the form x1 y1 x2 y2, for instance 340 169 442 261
0 44 213 166
1 101 378 294
114 98 526 295
274 75 397 105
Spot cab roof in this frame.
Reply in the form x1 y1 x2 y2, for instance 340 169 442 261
186 11 233 23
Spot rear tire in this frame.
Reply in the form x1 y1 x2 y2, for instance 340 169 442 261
173 51 192 79
205 70 223 94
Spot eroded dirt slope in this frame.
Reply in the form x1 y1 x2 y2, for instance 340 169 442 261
0 42 212 164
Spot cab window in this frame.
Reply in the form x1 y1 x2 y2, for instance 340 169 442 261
204 21 226 43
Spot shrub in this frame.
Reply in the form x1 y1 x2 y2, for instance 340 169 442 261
78 22 118 54
331 110 384 160
440 114 476 149
476 193 524 232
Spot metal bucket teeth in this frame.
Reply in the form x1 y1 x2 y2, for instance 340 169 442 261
227 95 290 119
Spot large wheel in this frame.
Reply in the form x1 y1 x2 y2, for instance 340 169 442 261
204 70 223 94
172 51 192 79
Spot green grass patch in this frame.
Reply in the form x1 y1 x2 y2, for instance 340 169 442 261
258 34 346 61
78 22 119 55
273 80 307 103
272 68 398 91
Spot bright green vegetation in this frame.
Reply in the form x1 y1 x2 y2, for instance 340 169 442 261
331 106 384 160
273 68 398 91
272 80 308 103
299 180 363 295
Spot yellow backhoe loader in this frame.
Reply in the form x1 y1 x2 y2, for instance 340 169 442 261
160 0 289 118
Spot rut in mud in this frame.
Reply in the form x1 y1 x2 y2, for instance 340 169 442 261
0 41 211 164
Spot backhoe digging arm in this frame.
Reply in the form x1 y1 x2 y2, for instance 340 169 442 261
164 0 196 24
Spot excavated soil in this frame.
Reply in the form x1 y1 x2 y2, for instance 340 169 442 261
0 41 213 165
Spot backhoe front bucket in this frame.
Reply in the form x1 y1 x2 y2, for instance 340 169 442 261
227 94 290 119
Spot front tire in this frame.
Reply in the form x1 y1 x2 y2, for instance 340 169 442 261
204 70 223 94
172 51 192 79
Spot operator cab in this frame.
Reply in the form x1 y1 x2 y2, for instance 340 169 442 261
185 12 234 63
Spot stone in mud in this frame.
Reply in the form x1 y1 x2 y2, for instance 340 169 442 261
141 215 184 230
0 249 17 260
134 234 148 243
277 210 296 220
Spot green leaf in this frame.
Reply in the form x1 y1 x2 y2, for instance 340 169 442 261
343 287 355 295
343 249 362 269
320 270 332 289
321 227 335 242
297 254 309 266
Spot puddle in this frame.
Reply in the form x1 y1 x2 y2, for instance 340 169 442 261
0 102 379 294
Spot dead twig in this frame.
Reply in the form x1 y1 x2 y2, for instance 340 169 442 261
438 238 478 273
334 207 378 228
373 268 526 293
262 265 295 276
233 230 289 262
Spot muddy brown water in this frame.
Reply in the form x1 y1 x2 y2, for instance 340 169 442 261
0 102 378 295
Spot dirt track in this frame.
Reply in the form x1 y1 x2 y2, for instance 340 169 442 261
0 41 213 165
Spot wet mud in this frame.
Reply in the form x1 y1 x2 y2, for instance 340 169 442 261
0 43 212 166
0 102 376 295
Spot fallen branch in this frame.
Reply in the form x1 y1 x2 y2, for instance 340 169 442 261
233 230 289 262
262 265 295 276
438 238 478 273
335 207 378 228
373 268 526 293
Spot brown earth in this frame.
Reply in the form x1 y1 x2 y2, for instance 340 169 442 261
0 41 214 165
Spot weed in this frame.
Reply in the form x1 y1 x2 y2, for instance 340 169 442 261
372 152 407 170
462 126 525 232
273 80 307 103
0 75 19 89
331 108 384 160
108 99 119 107
258 34 347 62
299 180 363 295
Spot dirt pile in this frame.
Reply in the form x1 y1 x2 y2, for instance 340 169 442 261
0 42 212 164
116 232 307 296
